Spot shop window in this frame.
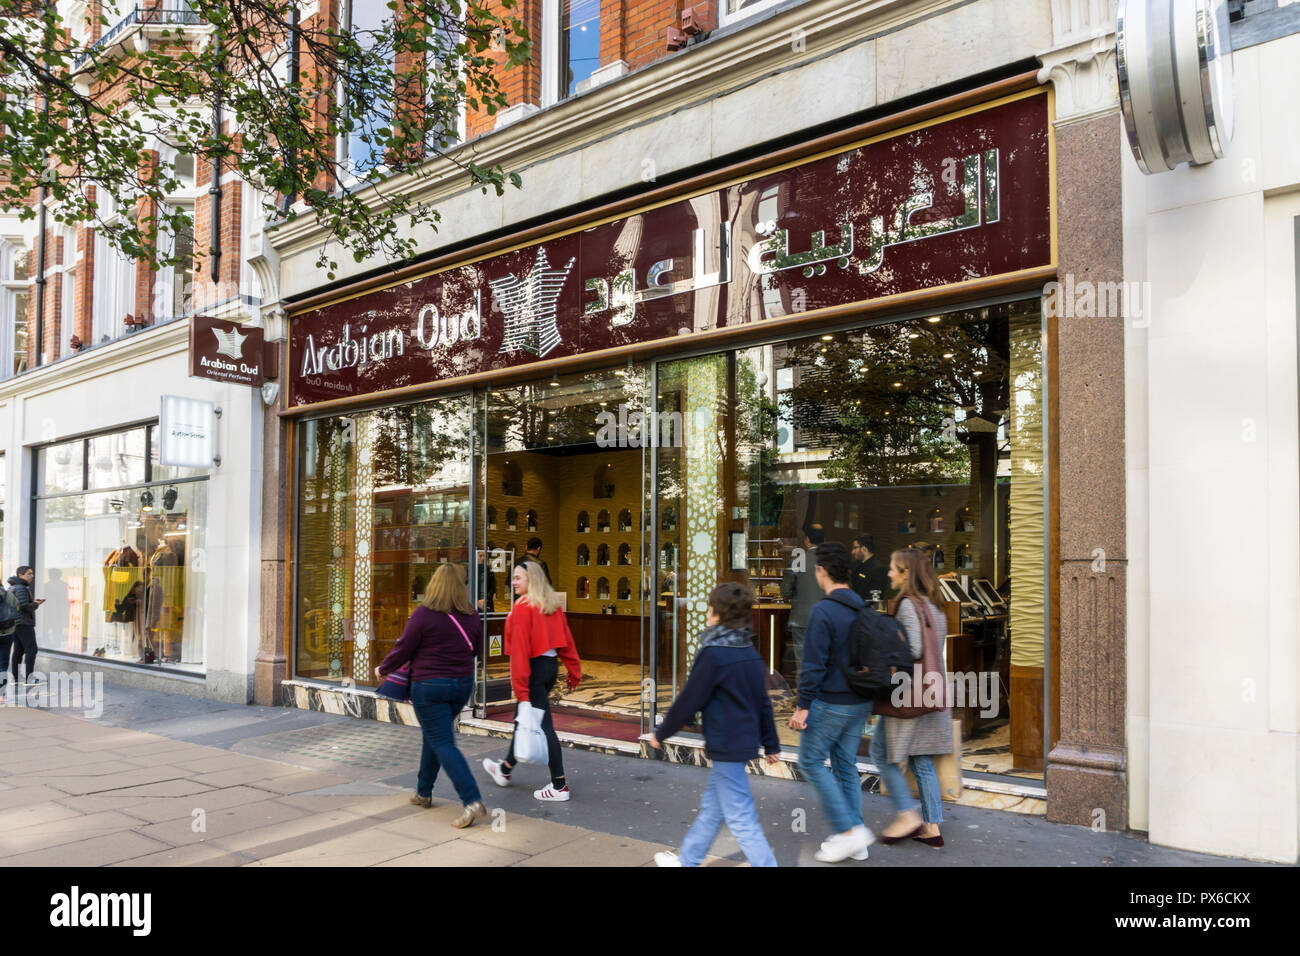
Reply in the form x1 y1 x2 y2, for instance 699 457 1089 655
501 460 523 496
577 510 589 533
593 464 614 499
526 509 538 531
596 543 610 566
617 543 631 566
597 509 610 532
596 576 610 600
33 423 210 673
505 507 518 531
656 299 1044 775
577 544 590 566
618 509 631 532
576 576 590 600
617 577 631 601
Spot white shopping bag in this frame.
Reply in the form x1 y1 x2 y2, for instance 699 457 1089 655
514 701 549 765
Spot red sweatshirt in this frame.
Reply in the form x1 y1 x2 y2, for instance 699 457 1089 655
503 600 582 702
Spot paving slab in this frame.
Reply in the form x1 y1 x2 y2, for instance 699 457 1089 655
245 827 430 867
108 843 250 867
457 812 592 857
376 840 529 867
207 808 369 858
0 800 87 830
0 810 149 856
0 830 171 867
133 799 310 847
0 784 81 811
514 831 672 867
54 785 280 824
187 763 326 790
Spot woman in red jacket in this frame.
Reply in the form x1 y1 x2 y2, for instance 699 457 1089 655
482 560 582 801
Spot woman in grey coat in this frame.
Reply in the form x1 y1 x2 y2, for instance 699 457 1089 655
870 548 952 848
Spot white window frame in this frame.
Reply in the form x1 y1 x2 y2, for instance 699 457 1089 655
425 31 468 152
59 232 76 359
153 142 200 323
92 195 137 345
0 240 31 379
541 0 561 107
718 0 790 28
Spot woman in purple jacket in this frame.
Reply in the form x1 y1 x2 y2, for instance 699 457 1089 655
375 563 484 828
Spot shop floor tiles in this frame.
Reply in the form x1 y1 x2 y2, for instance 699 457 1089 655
961 721 1045 781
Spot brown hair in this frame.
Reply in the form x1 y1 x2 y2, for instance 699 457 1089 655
708 581 754 629
421 562 473 615
890 548 943 606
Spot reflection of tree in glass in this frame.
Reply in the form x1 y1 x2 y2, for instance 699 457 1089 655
734 352 784 525
785 306 1021 487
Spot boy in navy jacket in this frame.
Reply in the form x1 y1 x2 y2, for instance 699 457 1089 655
649 582 781 867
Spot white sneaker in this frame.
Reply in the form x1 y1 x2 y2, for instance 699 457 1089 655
654 851 682 867
815 825 871 863
533 784 571 802
482 758 511 788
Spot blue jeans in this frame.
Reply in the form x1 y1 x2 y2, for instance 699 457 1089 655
869 718 944 824
410 676 482 806
797 698 872 835
678 760 777 867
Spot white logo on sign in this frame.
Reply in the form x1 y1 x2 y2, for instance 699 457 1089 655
490 247 575 358
212 326 247 360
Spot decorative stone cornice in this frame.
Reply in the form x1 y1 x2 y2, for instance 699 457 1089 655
1037 0 1120 126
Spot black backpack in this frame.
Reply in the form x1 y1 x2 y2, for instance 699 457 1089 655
838 605 916 700
0 587 20 631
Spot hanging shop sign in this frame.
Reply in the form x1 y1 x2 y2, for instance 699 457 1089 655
159 395 216 469
289 90 1052 408
189 315 269 387
1117 0 1235 174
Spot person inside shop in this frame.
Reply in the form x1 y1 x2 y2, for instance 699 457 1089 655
7 565 44 686
780 523 825 685
514 537 551 585
850 533 891 606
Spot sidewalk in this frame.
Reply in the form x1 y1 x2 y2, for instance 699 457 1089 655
0 679 1266 867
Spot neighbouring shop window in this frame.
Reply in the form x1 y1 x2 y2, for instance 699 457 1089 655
32 425 208 672
295 396 472 685
656 298 1046 777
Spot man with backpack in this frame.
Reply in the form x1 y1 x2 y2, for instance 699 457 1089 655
0 575 21 695
7 566 44 686
788 541 875 863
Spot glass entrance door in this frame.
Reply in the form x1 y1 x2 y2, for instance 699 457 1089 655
476 367 650 740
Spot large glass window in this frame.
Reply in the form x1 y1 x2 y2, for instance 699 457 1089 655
33 426 208 672
296 396 472 684
656 299 1046 777
342 0 394 177
2 240 30 377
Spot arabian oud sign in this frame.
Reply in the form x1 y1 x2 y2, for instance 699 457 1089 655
289 89 1052 409
189 315 268 386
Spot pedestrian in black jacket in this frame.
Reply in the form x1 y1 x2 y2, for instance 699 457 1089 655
8 566 44 685
649 582 781 867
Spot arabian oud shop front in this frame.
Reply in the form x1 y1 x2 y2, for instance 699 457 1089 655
283 82 1058 789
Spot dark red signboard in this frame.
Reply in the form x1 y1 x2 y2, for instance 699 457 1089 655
289 91 1052 408
189 315 267 386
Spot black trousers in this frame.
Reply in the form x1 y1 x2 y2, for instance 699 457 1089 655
11 624 37 681
505 655 565 786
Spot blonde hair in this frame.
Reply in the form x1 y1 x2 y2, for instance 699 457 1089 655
422 562 473 615
890 548 943 605
516 560 562 615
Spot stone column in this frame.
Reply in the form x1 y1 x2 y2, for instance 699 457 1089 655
1037 0 1129 829
254 304 289 705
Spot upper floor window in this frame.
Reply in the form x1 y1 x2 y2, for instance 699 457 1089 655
559 0 600 99
719 0 789 27
1 240 30 378
92 194 137 344
340 0 394 178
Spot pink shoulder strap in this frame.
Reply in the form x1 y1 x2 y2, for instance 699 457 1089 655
445 613 474 651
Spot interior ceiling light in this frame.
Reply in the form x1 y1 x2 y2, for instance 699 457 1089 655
907 333 919 339
821 334 833 341
162 486 179 510
927 316 941 323
943 352 954 359
140 489 154 513
892 382 902 388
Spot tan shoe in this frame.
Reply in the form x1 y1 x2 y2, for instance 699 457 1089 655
451 800 486 829
409 794 432 808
